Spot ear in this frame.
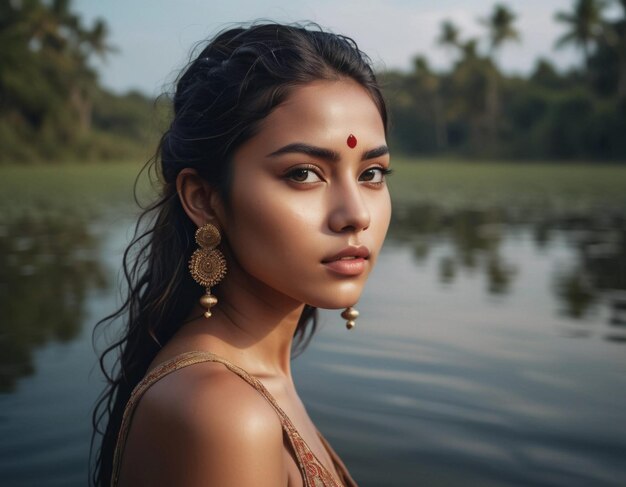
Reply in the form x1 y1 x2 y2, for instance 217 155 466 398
176 168 225 229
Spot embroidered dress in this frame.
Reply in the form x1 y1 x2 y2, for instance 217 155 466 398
111 351 358 487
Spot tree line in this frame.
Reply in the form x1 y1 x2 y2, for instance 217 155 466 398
384 0 626 160
1 0 625 163
0 0 159 163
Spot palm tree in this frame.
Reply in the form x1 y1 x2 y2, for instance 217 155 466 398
481 4 520 150
555 0 607 71
482 3 520 56
411 56 447 149
607 0 626 99
437 20 462 61
461 38 480 60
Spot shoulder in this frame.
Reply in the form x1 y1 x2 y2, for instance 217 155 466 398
119 361 286 487
143 360 281 433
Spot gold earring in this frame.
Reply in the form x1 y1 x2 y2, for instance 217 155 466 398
341 306 359 330
189 223 227 318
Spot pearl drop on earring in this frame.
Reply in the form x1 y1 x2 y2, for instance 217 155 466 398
341 307 359 330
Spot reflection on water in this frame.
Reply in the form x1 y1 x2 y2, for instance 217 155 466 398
389 202 626 335
0 213 108 392
0 195 625 486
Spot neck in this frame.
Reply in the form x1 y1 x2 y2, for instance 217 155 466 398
185 263 305 379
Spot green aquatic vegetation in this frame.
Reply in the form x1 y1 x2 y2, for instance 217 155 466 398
388 158 626 210
0 159 625 217
0 162 155 220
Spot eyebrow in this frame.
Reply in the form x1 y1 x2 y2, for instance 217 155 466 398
267 143 389 162
363 145 390 160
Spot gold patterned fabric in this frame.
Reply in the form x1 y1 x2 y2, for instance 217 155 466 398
111 351 358 487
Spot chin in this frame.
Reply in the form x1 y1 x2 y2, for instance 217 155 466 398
306 288 364 310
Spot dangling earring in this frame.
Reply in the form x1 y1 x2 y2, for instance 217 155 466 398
341 306 359 330
189 223 227 318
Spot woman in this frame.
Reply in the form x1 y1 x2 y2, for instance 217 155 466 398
92 22 392 486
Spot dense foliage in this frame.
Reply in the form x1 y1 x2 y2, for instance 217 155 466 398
0 0 160 163
1 0 625 163
384 0 626 160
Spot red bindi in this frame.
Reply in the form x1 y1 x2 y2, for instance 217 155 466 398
347 134 357 148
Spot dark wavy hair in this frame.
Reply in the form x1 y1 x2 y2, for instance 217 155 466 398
90 22 388 486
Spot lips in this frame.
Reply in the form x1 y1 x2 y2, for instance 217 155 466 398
322 246 370 276
322 246 370 263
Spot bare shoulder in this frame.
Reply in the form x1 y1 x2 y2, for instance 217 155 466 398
118 361 286 487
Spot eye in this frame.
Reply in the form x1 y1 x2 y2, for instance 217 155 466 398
285 166 323 183
359 167 391 184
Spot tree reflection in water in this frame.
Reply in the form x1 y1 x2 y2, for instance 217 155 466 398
0 213 108 392
388 202 626 335
1 200 622 393
389 204 517 293
552 210 626 334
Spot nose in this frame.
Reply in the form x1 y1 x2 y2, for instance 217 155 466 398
328 180 371 234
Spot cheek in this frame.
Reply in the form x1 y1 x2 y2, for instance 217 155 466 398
225 184 322 277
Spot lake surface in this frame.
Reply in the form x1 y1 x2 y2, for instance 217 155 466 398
1 163 625 486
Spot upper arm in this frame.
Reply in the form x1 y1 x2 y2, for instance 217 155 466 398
118 365 286 487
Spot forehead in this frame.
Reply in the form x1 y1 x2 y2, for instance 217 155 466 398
253 79 386 149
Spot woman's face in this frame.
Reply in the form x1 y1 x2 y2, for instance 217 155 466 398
220 78 391 309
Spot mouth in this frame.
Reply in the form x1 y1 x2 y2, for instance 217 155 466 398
321 246 370 263
322 246 370 276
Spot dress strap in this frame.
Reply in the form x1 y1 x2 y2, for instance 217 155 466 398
110 350 348 487
316 430 358 486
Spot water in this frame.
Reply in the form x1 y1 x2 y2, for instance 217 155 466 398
1 198 625 486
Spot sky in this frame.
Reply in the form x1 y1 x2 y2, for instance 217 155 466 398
72 0 608 96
